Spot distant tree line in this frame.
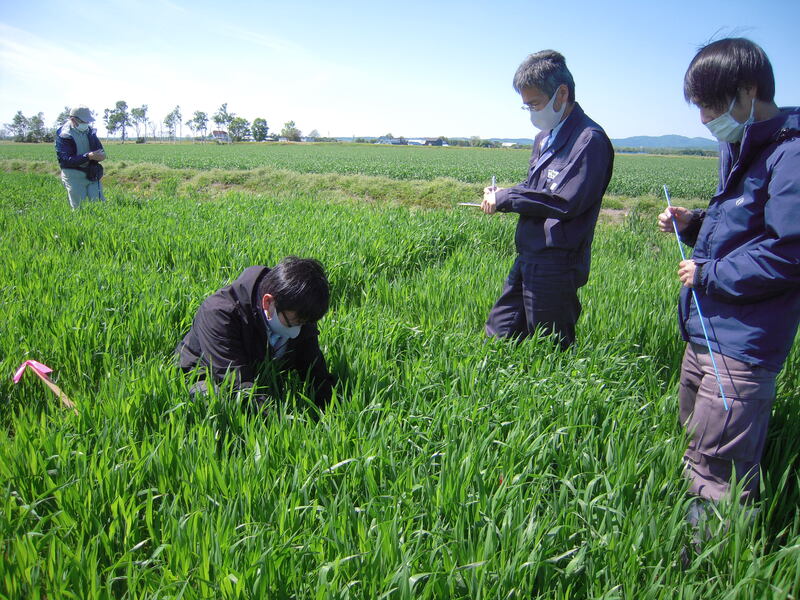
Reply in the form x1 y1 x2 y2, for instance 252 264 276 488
351 136 528 149
2 102 324 145
1 109 70 142
2 109 533 148
100 101 275 143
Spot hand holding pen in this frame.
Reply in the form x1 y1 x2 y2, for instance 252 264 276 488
481 174 499 214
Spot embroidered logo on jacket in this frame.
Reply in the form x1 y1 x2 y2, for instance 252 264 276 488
546 169 559 180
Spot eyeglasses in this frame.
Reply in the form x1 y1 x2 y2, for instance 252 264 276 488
520 104 541 112
279 311 305 328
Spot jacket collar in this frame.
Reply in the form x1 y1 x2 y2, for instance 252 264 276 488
722 107 800 191
58 121 95 139
532 102 585 170
58 121 75 139
739 107 800 155
546 102 585 155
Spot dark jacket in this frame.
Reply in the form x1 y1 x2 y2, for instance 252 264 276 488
55 124 105 178
678 107 800 371
177 266 334 406
495 103 614 285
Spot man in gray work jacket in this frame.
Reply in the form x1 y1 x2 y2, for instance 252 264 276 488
482 50 614 348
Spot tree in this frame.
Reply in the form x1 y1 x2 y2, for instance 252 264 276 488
187 111 209 140
251 117 269 141
280 120 301 141
163 105 182 140
53 107 71 131
5 111 53 143
212 103 234 132
110 101 131 141
104 101 131 141
130 105 149 140
307 129 320 141
228 117 251 142
103 109 113 136
28 113 49 142
184 119 195 139
6 111 30 141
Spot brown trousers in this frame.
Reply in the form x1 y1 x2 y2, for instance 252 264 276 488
679 343 777 503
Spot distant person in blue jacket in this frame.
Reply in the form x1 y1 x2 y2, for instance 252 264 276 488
659 38 800 507
481 50 614 349
55 106 107 209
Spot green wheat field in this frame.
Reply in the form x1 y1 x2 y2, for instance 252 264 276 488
1 143 798 599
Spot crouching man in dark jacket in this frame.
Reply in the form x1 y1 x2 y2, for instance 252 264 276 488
176 256 334 411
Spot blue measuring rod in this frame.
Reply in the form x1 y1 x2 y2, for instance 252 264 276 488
663 185 729 411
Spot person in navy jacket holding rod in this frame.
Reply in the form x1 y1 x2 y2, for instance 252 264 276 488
481 50 613 349
659 38 800 509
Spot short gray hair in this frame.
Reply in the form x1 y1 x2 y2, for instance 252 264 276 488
513 50 575 102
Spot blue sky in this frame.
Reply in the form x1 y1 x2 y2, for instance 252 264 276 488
1 0 797 140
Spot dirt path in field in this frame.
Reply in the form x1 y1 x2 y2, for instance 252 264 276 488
599 208 629 224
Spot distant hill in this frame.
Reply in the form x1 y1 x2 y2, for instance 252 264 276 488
611 135 717 150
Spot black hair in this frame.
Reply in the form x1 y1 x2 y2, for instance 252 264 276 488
258 256 330 322
684 38 775 109
513 50 576 103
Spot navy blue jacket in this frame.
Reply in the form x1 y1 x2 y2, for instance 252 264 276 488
495 103 614 285
177 266 334 406
679 107 800 371
54 124 104 170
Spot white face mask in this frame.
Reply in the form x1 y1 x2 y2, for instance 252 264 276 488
529 88 566 131
265 305 302 339
705 96 755 143
75 122 90 132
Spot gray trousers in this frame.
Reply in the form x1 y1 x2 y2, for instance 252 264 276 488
679 342 777 503
60 169 105 209
485 257 581 349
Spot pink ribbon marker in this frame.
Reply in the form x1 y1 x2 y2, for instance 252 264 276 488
13 360 77 413
13 360 52 383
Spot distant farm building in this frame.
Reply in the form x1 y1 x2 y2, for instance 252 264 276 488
374 137 407 145
210 130 230 143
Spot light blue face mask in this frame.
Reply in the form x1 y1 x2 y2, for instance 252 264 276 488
75 123 90 132
529 88 566 131
265 305 302 339
705 96 755 143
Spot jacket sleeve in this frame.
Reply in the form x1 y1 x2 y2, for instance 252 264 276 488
701 143 800 301
495 130 612 220
191 299 257 390
55 134 90 169
287 324 334 407
678 210 706 247
90 131 105 153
